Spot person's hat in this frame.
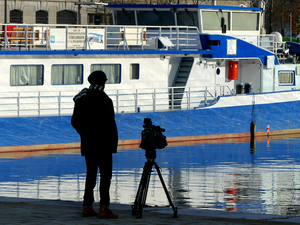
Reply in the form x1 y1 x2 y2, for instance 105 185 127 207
88 70 107 85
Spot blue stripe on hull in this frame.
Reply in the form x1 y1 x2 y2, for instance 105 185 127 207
0 100 300 147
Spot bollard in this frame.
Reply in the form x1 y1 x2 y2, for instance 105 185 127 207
250 121 256 149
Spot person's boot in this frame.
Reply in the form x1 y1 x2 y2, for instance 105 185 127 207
98 205 118 219
82 208 98 217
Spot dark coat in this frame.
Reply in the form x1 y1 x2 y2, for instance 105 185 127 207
71 88 118 156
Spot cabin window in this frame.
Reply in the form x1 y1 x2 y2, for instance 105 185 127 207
91 64 121 83
51 64 83 85
10 65 43 86
137 11 175 26
115 11 135 25
130 64 139 80
279 71 295 85
232 13 259 31
202 11 230 30
177 11 198 26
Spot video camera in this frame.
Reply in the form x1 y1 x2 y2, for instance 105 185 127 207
140 118 167 152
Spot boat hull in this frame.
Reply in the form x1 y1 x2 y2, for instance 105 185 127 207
1 90 300 152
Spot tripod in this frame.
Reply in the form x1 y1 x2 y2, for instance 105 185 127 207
132 149 178 218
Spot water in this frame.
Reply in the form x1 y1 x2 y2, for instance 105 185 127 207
1 136 300 217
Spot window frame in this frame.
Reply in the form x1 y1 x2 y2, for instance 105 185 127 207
278 70 295 86
201 10 230 31
90 64 121 84
10 64 44 86
51 64 83 85
130 63 140 80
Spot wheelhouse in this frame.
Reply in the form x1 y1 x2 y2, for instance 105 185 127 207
109 4 262 36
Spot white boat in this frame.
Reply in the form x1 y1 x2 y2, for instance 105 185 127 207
0 3 300 152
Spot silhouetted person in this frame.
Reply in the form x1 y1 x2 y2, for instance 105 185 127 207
71 70 118 219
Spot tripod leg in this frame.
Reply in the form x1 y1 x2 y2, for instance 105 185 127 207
154 162 178 218
132 161 153 218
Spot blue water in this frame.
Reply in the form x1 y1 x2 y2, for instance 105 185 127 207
1 136 300 216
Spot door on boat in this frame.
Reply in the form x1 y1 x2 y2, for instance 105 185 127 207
239 60 261 93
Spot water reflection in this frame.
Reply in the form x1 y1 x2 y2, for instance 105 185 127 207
1 136 300 216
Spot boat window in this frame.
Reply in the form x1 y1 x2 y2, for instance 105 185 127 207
279 71 295 85
10 65 43 86
115 10 135 25
91 64 121 83
177 10 198 26
202 11 230 30
51 64 83 85
232 12 259 31
130 64 139 80
137 11 175 26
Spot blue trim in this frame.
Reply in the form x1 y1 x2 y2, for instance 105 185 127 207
107 4 262 11
220 88 300 97
0 50 208 56
200 34 279 66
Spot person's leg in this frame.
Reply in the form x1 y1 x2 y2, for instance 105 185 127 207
98 153 118 219
99 153 112 207
83 156 98 208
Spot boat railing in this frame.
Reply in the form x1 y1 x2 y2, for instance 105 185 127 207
235 34 287 58
0 24 201 51
0 85 233 118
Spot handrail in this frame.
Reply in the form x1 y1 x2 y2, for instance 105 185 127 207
0 85 233 118
234 34 287 58
0 24 201 51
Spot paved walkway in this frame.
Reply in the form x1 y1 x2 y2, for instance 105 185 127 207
0 197 299 224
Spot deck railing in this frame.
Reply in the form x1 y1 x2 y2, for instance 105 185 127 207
0 85 233 118
235 34 287 58
0 24 201 51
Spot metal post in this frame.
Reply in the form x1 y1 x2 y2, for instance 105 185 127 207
25 26 28 50
38 92 41 116
4 0 7 24
46 26 49 50
104 26 107 50
4 25 8 50
153 89 156 112
85 26 88 50
188 87 190 109
171 88 174 110
116 90 119 114
205 86 207 105
17 92 20 117
135 89 138 112
176 27 179 50
66 26 68 50
186 27 188 48
58 91 61 116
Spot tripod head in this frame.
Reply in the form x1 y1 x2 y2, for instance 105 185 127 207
144 148 157 160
